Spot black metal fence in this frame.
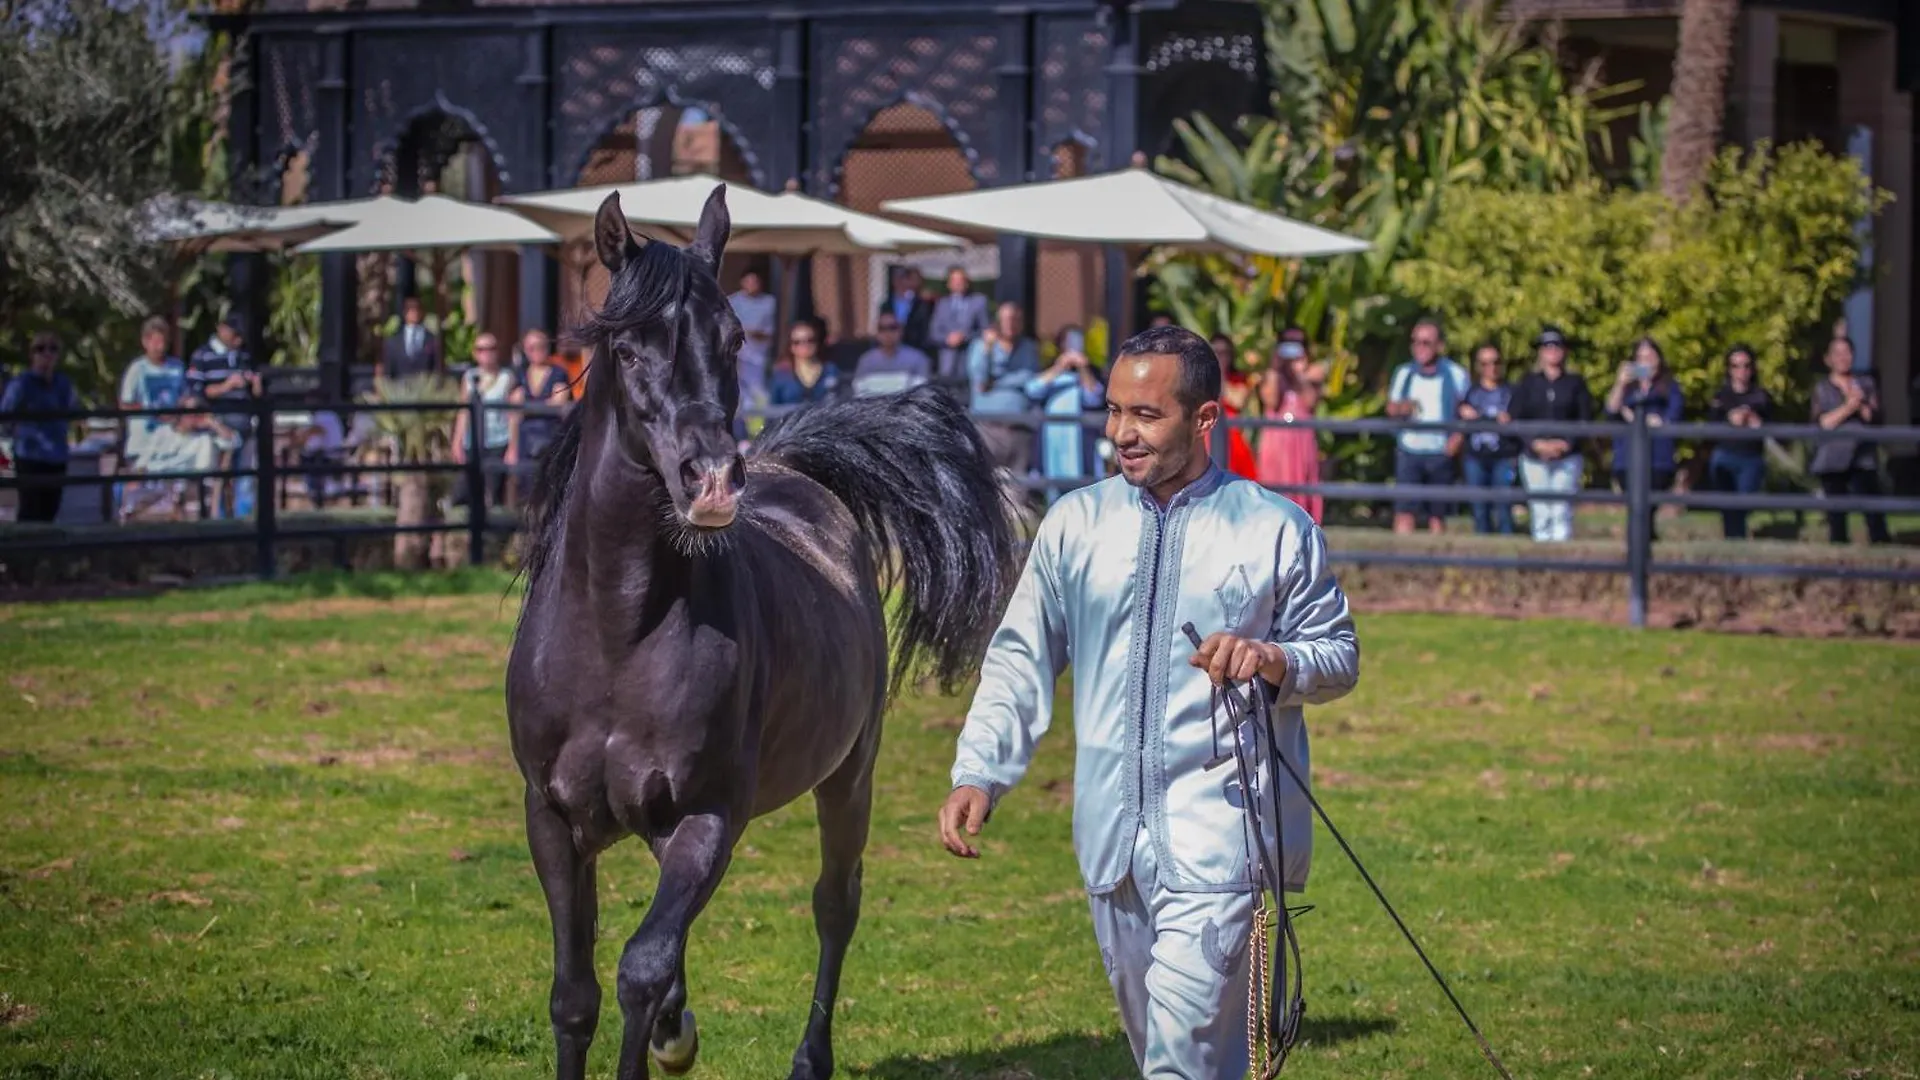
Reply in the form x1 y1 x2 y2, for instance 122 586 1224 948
3 396 1917 627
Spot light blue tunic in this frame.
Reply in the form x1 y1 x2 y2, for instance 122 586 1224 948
951 463 1360 895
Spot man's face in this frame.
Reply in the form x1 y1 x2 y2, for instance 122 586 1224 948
142 330 167 358
739 272 763 296
403 301 423 326
902 269 922 294
875 316 901 347
217 323 242 348
995 303 1022 339
473 334 501 369
1410 324 1442 366
1106 353 1214 492
1537 343 1565 370
946 269 968 295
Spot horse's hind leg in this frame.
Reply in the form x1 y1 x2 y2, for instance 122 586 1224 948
614 810 732 1080
790 740 877 1080
525 787 601 1080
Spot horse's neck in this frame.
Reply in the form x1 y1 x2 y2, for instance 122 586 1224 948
564 413 682 633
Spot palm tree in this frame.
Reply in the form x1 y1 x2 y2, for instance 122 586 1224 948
1660 0 1743 204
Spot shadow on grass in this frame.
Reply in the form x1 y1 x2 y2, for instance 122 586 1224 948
857 1015 1396 1079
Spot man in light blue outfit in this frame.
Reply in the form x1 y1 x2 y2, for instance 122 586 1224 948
939 325 1360 1079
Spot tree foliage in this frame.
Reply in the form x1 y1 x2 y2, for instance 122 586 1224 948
1395 142 1887 411
1150 0 1630 373
0 0 229 392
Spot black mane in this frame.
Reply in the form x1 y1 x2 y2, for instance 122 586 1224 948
519 238 698 589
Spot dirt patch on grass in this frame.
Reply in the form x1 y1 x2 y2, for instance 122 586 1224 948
255 740 508 770
148 890 212 907
0 995 39 1029
1751 733 1855 755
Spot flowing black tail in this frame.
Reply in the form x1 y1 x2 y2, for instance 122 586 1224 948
755 385 1021 698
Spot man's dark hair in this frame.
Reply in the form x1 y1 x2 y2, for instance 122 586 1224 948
1117 325 1219 414
1412 315 1444 340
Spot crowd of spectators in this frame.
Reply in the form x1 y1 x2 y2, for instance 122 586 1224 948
0 277 1906 546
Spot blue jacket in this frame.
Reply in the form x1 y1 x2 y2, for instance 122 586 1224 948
0 371 81 464
1609 380 1685 475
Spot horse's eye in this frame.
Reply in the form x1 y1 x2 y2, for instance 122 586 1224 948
611 341 639 366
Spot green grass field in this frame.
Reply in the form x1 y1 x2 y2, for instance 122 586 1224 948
1 573 1916 1079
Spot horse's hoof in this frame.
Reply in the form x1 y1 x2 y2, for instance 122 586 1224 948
650 1009 698 1076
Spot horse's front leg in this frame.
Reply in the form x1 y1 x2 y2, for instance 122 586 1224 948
615 810 733 1080
526 787 601 1080
791 742 877 1080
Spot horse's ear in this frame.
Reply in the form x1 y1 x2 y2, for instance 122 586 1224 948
594 191 641 273
688 184 730 271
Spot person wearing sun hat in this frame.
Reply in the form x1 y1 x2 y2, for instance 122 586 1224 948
1508 325 1597 542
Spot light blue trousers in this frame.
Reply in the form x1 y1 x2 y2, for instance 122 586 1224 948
1090 826 1255 1079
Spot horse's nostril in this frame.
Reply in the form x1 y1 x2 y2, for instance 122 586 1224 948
679 459 702 491
728 457 747 493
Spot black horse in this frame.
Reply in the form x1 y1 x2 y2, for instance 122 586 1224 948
506 187 1018 1080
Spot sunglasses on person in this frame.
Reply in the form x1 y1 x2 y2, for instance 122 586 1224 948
31 342 59 355
876 321 900 333
790 334 817 346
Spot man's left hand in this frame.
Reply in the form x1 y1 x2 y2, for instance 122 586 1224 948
1190 632 1289 688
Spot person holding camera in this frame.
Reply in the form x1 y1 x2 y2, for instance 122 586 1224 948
1256 327 1325 523
1605 337 1684 499
1024 325 1106 494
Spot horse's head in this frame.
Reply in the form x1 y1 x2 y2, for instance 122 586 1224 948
585 186 746 531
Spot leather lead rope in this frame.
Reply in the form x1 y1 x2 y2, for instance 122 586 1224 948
1185 622 1515 1080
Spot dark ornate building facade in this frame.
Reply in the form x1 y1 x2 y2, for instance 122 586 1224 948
219 0 1264 390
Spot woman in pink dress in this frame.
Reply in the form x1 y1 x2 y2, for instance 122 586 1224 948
1256 327 1326 523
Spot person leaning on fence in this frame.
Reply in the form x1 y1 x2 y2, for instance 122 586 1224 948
1509 326 1595 544
1706 345 1773 541
1605 338 1684 536
1810 337 1892 546
1024 324 1106 498
517 330 571 465
967 301 1043 477
1458 343 1519 536
0 331 84 523
451 333 520 512
117 317 218 521
186 310 262 519
768 320 845 406
852 312 933 398
1385 316 1470 535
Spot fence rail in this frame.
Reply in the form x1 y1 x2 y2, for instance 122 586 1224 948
2 396 1917 626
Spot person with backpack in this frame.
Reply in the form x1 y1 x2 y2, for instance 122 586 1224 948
1384 317 1470 534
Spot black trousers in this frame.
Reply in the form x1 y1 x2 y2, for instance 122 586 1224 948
1817 468 1892 545
454 447 510 510
15 460 66 523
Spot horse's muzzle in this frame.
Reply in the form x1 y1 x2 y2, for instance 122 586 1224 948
682 454 747 527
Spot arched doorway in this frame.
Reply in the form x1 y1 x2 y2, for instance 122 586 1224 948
369 111 512 364
819 100 983 362
564 104 758 329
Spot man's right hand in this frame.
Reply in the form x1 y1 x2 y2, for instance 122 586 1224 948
938 785 991 858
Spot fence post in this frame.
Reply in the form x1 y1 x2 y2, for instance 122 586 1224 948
1626 409 1651 629
255 396 277 580
466 395 487 567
